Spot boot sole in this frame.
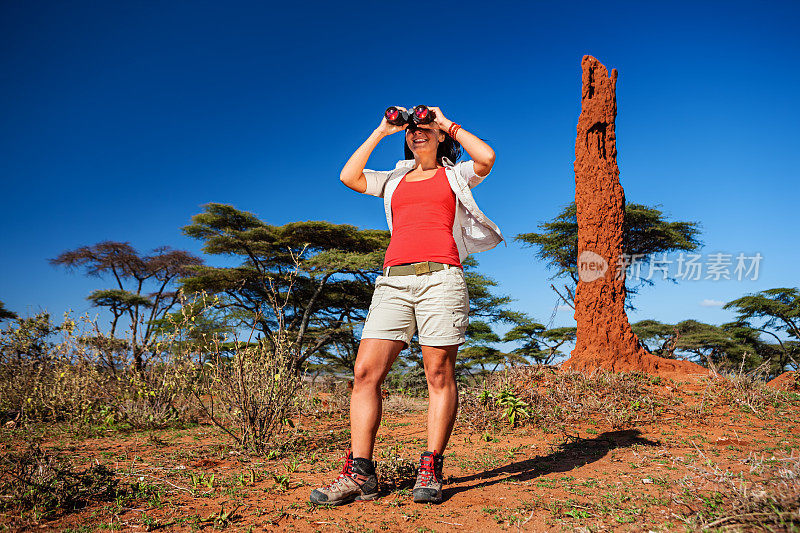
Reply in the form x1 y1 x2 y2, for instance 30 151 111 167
310 492 379 506
413 492 443 504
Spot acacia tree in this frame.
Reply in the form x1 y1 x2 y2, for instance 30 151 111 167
50 241 202 371
456 321 509 376
723 287 800 373
0 301 16 322
181 203 389 367
631 319 681 358
631 318 773 371
502 317 576 365
516 202 701 309
669 320 750 369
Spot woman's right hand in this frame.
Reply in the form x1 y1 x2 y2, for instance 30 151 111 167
375 107 408 138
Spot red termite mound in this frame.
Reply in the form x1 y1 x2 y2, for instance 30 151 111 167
560 56 707 378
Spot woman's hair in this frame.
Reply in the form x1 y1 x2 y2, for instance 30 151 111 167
404 130 462 165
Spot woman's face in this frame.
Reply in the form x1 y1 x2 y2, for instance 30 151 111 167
406 124 444 159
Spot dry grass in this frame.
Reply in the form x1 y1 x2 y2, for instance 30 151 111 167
383 394 427 415
677 448 800 531
458 365 799 435
457 366 676 433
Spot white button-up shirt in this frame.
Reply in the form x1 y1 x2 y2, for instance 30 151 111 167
362 157 506 263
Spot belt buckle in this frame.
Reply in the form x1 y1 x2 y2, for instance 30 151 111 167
414 261 431 275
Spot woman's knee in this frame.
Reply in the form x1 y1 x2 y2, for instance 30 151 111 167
353 360 385 389
426 365 456 391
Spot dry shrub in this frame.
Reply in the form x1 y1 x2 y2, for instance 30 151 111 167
0 313 119 426
704 358 798 415
299 379 351 420
682 450 800 531
0 311 197 430
377 445 418 492
186 261 307 455
0 441 119 517
114 358 197 429
190 332 300 454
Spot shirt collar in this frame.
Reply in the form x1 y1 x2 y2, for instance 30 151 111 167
396 157 456 169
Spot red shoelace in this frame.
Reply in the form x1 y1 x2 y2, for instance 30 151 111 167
325 449 354 490
418 451 440 485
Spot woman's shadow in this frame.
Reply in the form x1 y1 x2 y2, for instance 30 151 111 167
444 429 659 500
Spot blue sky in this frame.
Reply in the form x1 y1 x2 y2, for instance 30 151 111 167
1 1 798 343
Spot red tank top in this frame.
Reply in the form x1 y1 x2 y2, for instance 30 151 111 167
383 167 462 269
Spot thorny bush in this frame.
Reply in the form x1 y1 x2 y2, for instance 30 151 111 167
189 332 301 455
0 441 119 516
0 310 197 430
183 256 307 456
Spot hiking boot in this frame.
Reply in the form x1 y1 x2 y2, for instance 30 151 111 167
413 450 444 503
309 449 379 506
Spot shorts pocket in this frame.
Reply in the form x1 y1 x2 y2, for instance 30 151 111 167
366 281 387 321
453 313 469 330
444 270 470 322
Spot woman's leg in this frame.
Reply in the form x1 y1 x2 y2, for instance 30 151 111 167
351 338 406 459
421 343 460 452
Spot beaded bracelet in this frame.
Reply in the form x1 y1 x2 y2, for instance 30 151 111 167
448 123 461 139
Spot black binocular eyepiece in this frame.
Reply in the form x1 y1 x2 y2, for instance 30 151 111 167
384 105 436 127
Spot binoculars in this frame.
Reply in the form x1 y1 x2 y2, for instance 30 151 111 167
384 105 436 127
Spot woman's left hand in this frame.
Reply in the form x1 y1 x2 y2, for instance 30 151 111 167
429 106 453 132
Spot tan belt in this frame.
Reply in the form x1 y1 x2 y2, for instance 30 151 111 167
385 261 458 276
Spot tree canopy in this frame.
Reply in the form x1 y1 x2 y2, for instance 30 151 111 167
516 202 702 308
723 287 800 373
502 318 576 366
631 318 782 372
0 301 16 322
50 241 202 371
181 203 390 367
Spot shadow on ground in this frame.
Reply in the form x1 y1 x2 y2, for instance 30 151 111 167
444 429 660 500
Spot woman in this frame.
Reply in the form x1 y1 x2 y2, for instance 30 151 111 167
310 106 504 506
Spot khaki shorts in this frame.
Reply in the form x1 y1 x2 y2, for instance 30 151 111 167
361 265 470 348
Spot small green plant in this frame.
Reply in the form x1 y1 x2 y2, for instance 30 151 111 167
236 469 257 486
478 389 494 405
189 472 215 490
199 503 241 528
285 456 301 474
565 508 590 519
272 473 291 491
494 390 530 426
140 512 157 529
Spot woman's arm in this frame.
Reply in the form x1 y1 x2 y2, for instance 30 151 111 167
340 113 407 194
430 106 495 177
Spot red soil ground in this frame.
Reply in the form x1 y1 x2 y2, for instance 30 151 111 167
5 372 798 532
